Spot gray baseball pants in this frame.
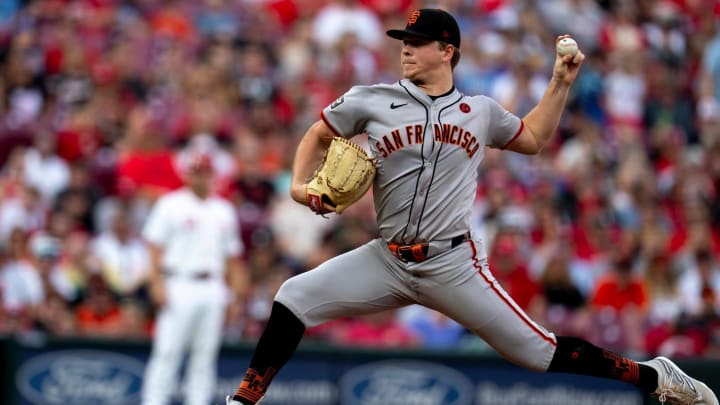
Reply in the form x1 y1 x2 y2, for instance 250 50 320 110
275 237 557 371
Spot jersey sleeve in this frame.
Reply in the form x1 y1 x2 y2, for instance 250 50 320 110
484 96 523 149
142 196 171 247
320 85 370 138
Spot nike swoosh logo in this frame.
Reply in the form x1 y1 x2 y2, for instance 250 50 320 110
390 102 408 109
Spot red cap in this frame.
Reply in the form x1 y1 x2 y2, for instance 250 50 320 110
188 153 213 173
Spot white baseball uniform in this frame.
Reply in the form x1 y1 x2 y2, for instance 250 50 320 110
141 188 241 405
275 80 557 371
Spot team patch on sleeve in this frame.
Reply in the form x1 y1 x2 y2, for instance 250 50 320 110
330 96 345 109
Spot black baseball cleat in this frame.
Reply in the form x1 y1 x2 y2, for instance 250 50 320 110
640 356 718 404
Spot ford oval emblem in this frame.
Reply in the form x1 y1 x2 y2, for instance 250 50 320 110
16 350 145 405
339 360 474 405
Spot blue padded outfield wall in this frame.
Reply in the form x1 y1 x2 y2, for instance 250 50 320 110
1 337 718 405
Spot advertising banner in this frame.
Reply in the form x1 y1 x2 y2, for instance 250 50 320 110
7 340 648 405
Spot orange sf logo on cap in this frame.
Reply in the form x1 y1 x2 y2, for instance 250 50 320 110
408 10 420 26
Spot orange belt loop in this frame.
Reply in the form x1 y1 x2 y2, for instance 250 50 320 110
410 244 427 261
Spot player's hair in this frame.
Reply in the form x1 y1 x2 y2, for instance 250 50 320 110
439 41 461 70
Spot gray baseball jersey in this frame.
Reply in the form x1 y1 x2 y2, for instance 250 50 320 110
275 79 557 372
321 80 522 244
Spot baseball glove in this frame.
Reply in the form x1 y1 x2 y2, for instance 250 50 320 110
307 137 376 215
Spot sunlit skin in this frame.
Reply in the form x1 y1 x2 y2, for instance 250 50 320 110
186 168 212 199
400 37 455 96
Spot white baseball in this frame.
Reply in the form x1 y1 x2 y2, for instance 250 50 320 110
556 37 578 57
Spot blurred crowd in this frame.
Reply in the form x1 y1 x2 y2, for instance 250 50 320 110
0 0 720 361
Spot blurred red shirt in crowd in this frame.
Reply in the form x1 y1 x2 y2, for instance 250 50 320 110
591 258 649 312
488 234 542 310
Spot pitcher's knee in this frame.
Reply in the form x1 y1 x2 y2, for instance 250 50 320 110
275 276 302 303
273 278 311 321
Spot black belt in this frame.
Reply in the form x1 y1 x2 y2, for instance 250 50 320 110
388 232 470 262
162 270 213 280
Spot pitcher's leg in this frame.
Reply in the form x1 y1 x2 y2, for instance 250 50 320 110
549 337 718 403
417 241 667 399
233 301 304 404
275 239 413 327
548 336 657 392
419 250 557 371
231 240 413 405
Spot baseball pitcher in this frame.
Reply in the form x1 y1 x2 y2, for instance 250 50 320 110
227 9 718 405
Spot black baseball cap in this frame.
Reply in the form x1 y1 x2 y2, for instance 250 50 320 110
387 9 461 48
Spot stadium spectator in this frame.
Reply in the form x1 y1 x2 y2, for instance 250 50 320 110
678 249 720 317
312 0 383 51
0 229 42 319
27 232 76 302
397 305 466 349
488 231 542 311
589 254 649 353
643 253 682 324
74 273 125 337
330 309 419 349
0 182 46 244
0 0 718 362
90 205 150 297
22 131 70 203
698 17 720 147
591 255 649 313
53 231 93 299
115 105 183 199
54 161 100 232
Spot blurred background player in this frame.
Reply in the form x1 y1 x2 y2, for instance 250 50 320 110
141 153 246 405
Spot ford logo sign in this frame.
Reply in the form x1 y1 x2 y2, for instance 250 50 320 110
339 360 473 405
16 349 145 405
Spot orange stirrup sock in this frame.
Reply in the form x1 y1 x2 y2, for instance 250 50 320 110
233 367 276 404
